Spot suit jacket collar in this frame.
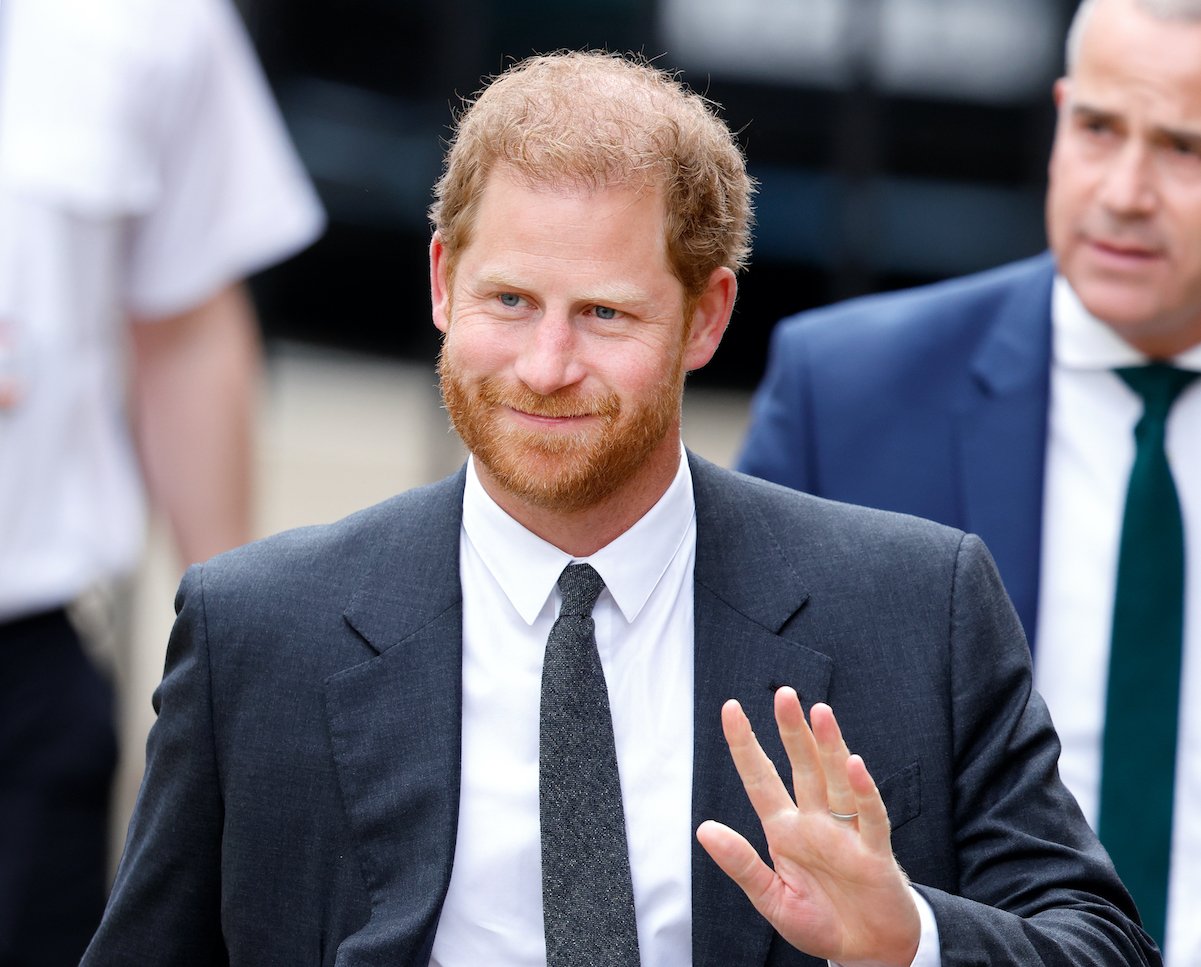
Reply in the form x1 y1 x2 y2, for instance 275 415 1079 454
326 459 833 966
688 453 833 967
956 254 1054 649
326 469 467 965
340 469 467 656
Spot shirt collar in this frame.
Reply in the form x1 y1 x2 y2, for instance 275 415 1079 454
461 447 695 626
1052 274 1201 371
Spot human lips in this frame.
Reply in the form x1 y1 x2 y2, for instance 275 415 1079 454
481 382 618 429
1084 234 1164 265
507 406 598 428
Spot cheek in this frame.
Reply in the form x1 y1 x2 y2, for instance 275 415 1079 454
1169 194 1201 243
607 341 686 398
444 323 515 376
1178 235 1201 293
1048 142 1094 204
1047 175 1085 250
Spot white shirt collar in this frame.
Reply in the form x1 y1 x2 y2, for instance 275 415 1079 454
1052 274 1201 371
461 447 695 626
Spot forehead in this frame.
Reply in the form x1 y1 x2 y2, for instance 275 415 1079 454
471 166 667 227
456 169 674 285
1071 1 1201 123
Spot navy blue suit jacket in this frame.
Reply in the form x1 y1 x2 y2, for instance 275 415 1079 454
738 254 1055 647
83 453 1154 965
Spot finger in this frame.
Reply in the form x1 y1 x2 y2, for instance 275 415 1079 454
720 699 797 821
847 753 893 854
809 703 856 816
773 686 825 813
696 819 778 907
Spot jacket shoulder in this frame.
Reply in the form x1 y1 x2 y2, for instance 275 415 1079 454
773 253 1054 350
181 469 466 608
694 455 970 573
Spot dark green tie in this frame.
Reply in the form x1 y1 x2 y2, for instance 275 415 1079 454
1099 363 1197 948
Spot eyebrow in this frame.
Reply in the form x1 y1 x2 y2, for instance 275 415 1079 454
475 271 653 309
1070 103 1119 126
1157 125 1201 151
1071 101 1201 148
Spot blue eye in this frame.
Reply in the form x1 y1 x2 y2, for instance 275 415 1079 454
594 305 617 320
499 293 521 307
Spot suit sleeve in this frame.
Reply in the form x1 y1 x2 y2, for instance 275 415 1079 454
917 534 1159 965
81 565 228 966
736 317 815 492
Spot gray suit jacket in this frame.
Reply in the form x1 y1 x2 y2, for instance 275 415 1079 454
84 454 1156 966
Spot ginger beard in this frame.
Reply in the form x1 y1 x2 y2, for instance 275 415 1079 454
438 339 686 513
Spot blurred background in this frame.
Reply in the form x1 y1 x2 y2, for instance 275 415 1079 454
117 0 1077 861
241 0 1075 386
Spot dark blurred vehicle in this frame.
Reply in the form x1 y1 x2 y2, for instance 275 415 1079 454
242 0 1075 387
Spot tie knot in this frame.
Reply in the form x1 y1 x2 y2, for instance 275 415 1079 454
557 564 605 617
1117 364 1199 422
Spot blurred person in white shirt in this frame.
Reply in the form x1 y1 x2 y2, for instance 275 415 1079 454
0 0 323 961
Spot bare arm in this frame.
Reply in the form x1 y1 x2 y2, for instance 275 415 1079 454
130 283 261 567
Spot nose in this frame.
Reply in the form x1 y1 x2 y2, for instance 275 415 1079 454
512 312 586 396
1098 142 1157 217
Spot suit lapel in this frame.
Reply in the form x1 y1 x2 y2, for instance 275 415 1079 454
688 456 833 967
954 260 1053 648
319 460 844 965
324 470 467 965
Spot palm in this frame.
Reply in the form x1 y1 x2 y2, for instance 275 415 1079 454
697 691 920 967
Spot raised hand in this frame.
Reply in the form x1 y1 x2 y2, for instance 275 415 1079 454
696 687 920 967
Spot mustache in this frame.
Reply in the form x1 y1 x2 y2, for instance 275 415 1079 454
477 377 620 420
1081 216 1164 251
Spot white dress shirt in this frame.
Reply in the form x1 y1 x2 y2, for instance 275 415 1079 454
1035 276 1201 965
0 0 323 619
430 452 697 966
430 450 941 966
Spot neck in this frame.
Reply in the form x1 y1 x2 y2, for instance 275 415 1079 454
1121 329 1201 361
475 436 683 558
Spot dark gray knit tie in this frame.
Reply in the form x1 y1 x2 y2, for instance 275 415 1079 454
540 564 640 966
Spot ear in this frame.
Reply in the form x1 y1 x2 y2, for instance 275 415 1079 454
1048 78 1071 181
430 232 452 334
1052 77 1070 110
683 267 737 373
